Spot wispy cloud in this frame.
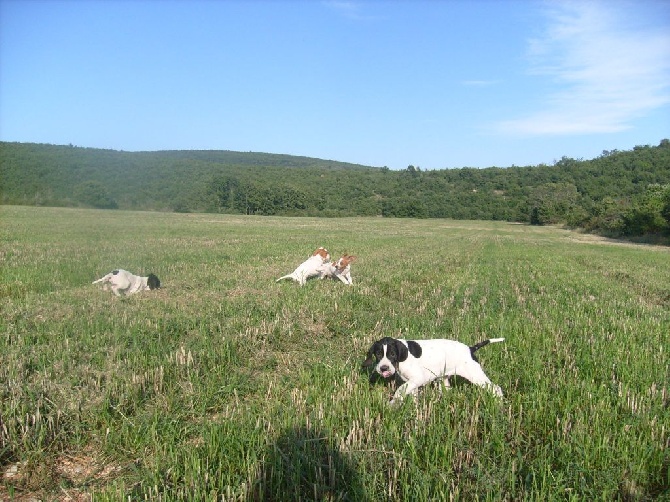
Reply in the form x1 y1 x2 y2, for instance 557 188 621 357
497 1 670 136
322 1 378 21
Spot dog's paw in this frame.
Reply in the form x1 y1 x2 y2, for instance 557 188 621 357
490 384 504 398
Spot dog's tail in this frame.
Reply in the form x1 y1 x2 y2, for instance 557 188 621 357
276 274 292 282
470 338 505 358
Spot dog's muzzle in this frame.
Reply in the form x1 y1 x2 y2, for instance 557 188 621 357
377 364 395 379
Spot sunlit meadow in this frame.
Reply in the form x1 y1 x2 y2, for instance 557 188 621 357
1 206 668 500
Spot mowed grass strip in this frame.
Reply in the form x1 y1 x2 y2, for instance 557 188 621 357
1 205 668 500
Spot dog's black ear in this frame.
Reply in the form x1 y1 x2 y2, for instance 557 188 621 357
407 340 422 359
147 274 161 290
362 342 378 367
394 339 409 362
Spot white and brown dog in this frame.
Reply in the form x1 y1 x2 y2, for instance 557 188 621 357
93 269 161 296
276 247 331 286
363 336 504 404
320 254 356 285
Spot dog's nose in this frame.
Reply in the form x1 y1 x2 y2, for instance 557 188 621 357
380 365 389 372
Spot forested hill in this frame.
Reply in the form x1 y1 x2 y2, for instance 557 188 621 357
1 140 670 238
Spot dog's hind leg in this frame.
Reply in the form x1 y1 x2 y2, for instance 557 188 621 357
455 361 503 397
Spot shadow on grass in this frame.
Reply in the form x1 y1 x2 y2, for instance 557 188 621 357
252 425 367 501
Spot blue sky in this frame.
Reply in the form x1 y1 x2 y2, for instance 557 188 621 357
1 0 669 169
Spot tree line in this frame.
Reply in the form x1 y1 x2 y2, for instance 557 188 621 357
1 140 669 240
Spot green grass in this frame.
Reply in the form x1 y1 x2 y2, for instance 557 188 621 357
1 205 669 501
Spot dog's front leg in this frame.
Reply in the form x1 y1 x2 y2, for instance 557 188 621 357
389 381 419 406
336 273 350 285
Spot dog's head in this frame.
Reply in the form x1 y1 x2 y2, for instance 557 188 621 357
312 247 330 262
363 337 422 379
335 254 356 271
147 273 161 290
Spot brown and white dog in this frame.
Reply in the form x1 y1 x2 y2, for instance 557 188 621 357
93 269 161 296
276 247 331 286
320 254 356 285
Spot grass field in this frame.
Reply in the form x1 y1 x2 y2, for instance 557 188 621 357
1 205 669 501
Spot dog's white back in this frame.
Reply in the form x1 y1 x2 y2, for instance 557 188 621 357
393 339 476 384
276 247 330 286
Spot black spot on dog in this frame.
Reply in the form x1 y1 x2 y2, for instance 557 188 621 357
407 340 422 359
391 338 409 363
147 273 161 290
112 270 119 275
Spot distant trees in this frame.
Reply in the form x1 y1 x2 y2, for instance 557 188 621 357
208 176 311 215
73 180 117 209
242 183 310 215
2 139 670 241
209 175 242 213
620 184 670 236
381 197 427 218
583 197 628 235
582 184 670 237
529 182 582 226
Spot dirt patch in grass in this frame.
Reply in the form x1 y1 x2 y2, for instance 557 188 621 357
1 446 123 502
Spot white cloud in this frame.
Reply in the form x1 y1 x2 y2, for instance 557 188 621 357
497 1 670 136
322 1 381 21
323 1 364 20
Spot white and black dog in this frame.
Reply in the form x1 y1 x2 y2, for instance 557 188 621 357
93 269 160 296
363 336 504 404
